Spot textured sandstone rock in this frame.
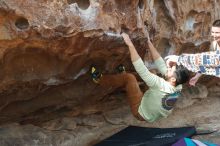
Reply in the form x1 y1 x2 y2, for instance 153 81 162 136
0 0 150 124
0 0 220 144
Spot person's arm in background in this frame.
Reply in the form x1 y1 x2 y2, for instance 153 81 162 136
165 51 220 78
179 51 220 67
189 73 202 86
189 41 217 86
166 51 220 68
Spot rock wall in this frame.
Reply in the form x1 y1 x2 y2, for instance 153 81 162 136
0 0 220 134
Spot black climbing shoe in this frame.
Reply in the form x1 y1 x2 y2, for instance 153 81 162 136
91 66 102 83
116 64 126 73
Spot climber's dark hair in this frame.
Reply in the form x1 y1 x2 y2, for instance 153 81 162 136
175 65 190 86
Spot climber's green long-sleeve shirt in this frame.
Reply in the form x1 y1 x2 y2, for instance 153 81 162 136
132 57 182 122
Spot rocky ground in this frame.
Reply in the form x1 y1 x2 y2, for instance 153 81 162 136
0 84 220 146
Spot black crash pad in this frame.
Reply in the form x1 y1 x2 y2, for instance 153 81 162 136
95 126 196 146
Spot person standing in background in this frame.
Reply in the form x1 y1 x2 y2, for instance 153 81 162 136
166 19 220 86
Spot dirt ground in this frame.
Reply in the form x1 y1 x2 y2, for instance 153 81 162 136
0 84 220 146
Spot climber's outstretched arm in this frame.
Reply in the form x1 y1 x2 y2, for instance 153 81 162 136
122 33 140 62
147 40 161 61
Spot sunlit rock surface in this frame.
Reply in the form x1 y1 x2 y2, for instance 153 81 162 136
0 0 220 145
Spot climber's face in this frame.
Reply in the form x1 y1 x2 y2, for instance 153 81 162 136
166 65 176 79
211 26 220 43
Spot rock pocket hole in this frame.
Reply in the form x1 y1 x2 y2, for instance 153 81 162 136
67 0 90 10
138 0 144 9
15 17 29 30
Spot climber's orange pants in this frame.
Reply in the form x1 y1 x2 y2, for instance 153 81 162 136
99 73 145 121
